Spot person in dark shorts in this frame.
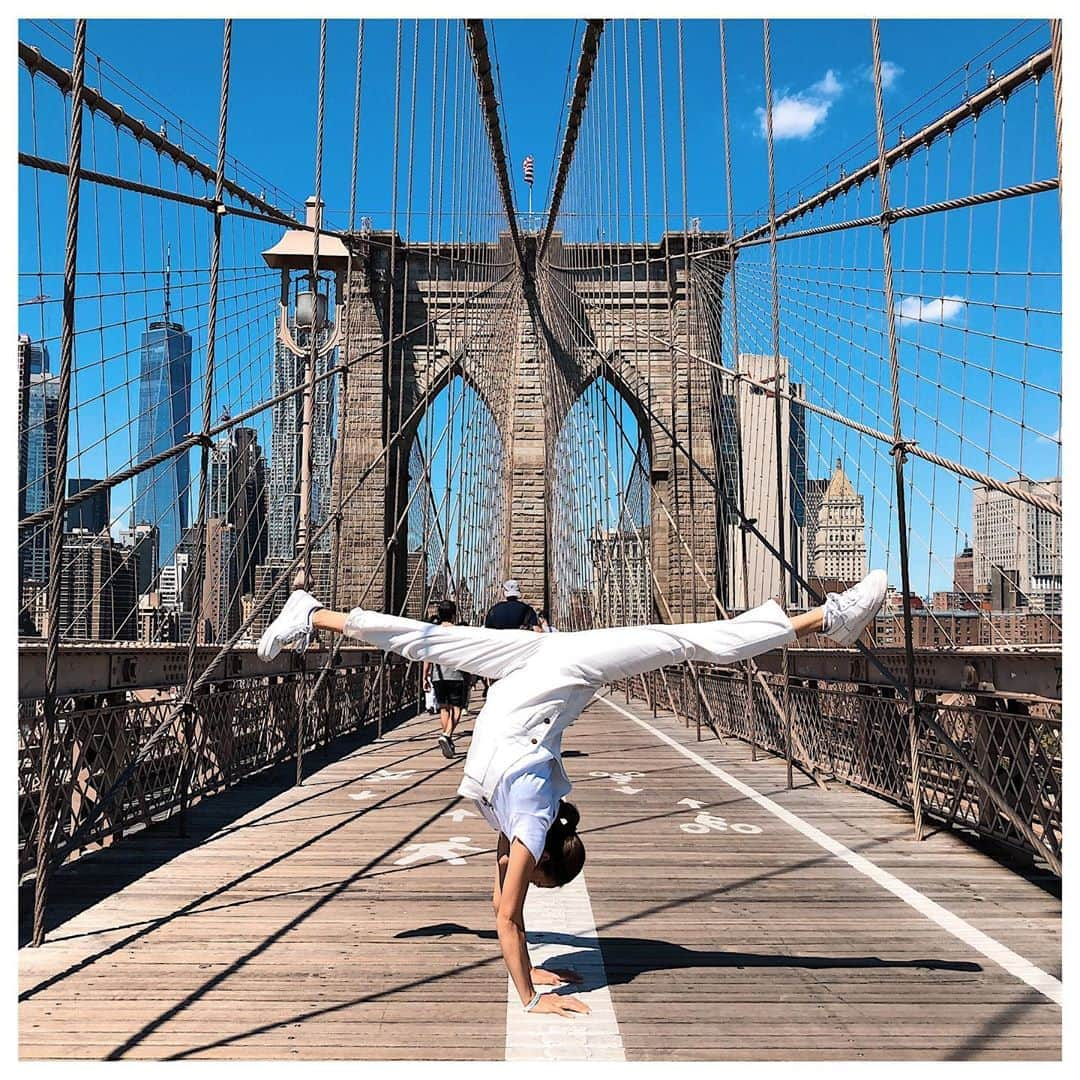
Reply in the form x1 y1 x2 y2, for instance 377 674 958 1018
423 599 468 758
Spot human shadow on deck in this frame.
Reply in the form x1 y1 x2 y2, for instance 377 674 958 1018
396 923 982 988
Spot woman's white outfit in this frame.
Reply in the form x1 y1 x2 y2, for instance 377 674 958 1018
341 601 796 856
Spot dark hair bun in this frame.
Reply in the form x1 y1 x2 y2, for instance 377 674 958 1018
543 801 586 886
556 800 580 832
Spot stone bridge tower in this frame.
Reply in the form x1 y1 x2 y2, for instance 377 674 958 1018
335 230 728 625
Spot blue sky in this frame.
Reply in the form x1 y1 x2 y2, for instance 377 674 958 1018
20 18 1054 230
18 18 1061 599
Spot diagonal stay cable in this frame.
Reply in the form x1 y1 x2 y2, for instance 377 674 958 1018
44 298 512 871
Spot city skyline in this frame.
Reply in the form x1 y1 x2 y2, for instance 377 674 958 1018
18 300 1062 640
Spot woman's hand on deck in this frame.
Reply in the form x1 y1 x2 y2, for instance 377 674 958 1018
530 992 591 1017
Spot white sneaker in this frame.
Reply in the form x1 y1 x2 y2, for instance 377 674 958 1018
257 589 325 661
822 569 888 646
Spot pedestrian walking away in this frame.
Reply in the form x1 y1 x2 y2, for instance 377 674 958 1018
257 569 889 1018
478 578 541 698
422 598 468 758
484 579 541 631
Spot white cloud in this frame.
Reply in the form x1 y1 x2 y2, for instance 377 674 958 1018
895 295 966 325
880 60 903 90
862 60 903 90
812 69 844 97
765 97 832 139
756 68 843 140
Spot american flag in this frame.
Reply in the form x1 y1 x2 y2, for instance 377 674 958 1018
522 155 534 186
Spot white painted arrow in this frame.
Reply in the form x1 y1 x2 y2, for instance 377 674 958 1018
444 808 476 822
679 798 706 809
368 768 416 782
348 790 376 801
617 786 643 795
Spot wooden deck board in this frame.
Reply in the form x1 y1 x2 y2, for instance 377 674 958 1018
19 696 1061 1060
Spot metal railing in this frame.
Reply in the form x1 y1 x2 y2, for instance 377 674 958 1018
628 665 1061 871
18 649 417 878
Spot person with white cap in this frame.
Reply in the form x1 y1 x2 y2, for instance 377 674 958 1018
483 579 541 632
477 581 541 698
256 568 889 1018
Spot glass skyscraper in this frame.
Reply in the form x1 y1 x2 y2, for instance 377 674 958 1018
267 324 336 562
19 337 59 583
134 319 193 575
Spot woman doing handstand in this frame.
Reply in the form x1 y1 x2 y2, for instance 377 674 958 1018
257 569 888 1018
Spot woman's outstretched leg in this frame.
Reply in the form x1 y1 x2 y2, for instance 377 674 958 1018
257 589 544 680
557 570 888 685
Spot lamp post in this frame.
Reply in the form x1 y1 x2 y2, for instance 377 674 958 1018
261 196 350 564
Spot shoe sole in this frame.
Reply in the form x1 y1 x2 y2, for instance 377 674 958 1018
438 739 454 759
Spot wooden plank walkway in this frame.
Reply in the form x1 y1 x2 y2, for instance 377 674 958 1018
19 694 1061 1060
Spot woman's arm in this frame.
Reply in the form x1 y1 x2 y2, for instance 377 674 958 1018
495 840 537 1007
493 839 575 989
495 840 590 1016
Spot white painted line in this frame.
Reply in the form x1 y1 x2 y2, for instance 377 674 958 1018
597 694 1063 1007
505 871 626 1061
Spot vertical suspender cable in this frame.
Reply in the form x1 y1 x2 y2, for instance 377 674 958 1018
33 17 87 948
348 20 366 233
298 19 328 577
762 20 794 788
296 19 328 784
420 19 441 622
373 15 399 724
179 17 233 824
871 19 924 840
676 21 705 739
1050 19 1062 211
654 22 681 627
719 19 759 760
390 19 420 619
318 17 367 740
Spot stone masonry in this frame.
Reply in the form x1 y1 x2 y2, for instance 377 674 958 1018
334 230 727 626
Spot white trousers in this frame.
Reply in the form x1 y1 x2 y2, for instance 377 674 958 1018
341 600 796 687
345 601 797 802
